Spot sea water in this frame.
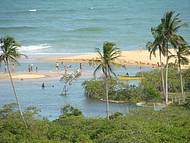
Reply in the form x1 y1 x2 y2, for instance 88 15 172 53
0 0 189 54
0 0 190 119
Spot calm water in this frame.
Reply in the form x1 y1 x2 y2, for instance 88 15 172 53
0 0 190 119
0 61 151 120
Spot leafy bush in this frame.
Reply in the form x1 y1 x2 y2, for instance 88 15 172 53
183 96 190 109
0 103 190 143
139 68 181 93
60 104 82 117
83 78 161 103
141 83 161 102
82 79 117 99
183 68 190 90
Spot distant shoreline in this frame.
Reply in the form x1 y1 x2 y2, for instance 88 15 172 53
44 49 190 68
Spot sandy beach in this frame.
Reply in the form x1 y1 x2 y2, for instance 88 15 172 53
46 49 190 68
1 49 190 81
0 72 62 80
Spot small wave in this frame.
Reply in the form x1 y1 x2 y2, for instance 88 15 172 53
70 27 104 33
19 44 51 52
89 7 95 10
29 9 37 12
0 26 35 31
21 52 95 56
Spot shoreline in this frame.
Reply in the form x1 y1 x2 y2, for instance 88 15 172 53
100 98 129 104
98 98 166 108
1 49 190 80
44 49 190 68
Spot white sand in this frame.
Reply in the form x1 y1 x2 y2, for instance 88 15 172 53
0 73 47 80
47 49 190 68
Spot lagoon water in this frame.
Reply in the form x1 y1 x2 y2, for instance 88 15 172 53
0 0 190 119
0 61 151 120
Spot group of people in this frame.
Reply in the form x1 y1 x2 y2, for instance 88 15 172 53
55 62 82 73
28 64 38 72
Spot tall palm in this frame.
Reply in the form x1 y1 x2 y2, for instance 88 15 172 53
147 25 166 98
93 42 120 119
160 11 184 104
170 42 190 101
0 36 28 128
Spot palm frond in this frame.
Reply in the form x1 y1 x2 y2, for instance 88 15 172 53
108 64 116 77
93 64 102 78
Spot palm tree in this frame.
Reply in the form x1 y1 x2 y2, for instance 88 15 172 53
0 36 28 128
147 25 166 98
169 42 190 101
160 11 185 104
93 42 120 119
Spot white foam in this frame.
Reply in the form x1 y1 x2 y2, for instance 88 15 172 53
19 44 51 52
25 52 94 55
29 9 37 12
89 7 94 10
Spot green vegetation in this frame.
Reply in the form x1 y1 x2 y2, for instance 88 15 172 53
83 66 190 103
83 79 143 103
0 103 189 143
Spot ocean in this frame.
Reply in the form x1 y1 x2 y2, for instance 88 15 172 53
0 0 190 54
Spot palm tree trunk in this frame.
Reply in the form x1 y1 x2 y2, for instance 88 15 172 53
105 66 110 120
6 60 28 128
159 51 165 97
165 54 169 105
105 78 109 119
179 64 185 101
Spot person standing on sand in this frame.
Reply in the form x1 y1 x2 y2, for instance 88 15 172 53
56 62 59 71
30 64 33 72
28 65 31 72
35 66 38 72
12 63 15 72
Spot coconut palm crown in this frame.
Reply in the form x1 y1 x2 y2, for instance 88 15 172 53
0 37 21 64
93 42 121 79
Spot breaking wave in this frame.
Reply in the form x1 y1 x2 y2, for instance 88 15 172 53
19 44 51 52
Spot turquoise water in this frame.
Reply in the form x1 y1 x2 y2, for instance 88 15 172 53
0 0 190 119
0 0 190 54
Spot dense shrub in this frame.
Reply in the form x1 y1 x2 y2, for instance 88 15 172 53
0 104 190 143
82 79 117 99
60 104 82 117
183 68 190 90
139 68 181 93
83 77 161 103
